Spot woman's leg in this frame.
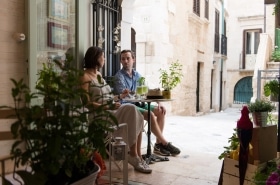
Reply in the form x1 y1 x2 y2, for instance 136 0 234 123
137 131 142 158
114 104 151 173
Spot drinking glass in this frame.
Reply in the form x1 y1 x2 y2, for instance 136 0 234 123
136 85 148 99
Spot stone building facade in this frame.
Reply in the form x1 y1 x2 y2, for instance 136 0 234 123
0 0 277 116
122 0 228 115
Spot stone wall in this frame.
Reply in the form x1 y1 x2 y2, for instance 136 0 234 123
128 0 221 115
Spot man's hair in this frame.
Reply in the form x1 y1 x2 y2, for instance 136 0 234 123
120 49 135 59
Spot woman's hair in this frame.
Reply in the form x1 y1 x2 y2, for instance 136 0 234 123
83 46 103 69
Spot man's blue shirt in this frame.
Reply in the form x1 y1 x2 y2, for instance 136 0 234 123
114 68 141 95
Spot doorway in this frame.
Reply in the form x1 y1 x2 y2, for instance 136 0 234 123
233 76 253 104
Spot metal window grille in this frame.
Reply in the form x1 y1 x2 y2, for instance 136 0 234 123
92 0 121 77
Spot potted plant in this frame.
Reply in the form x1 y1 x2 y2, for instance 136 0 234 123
247 99 275 127
264 79 279 101
253 159 279 185
159 60 183 99
271 48 280 62
218 128 239 160
0 57 117 185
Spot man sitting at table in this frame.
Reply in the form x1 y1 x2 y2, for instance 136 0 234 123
113 49 180 156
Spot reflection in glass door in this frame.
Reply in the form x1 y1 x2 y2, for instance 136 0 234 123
36 0 76 72
29 0 76 104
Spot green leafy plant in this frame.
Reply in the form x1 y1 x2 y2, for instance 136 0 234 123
267 112 278 125
264 80 279 97
218 128 239 160
159 60 183 91
253 159 280 185
273 0 280 15
271 49 280 62
137 77 146 86
0 57 117 185
247 99 275 112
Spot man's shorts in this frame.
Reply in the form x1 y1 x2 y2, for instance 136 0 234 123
134 102 155 113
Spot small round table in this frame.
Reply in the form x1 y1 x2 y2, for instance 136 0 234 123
124 98 173 164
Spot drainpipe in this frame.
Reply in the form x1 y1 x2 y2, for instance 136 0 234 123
219 61 223 111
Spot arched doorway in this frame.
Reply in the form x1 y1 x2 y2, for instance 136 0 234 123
234 76 253 104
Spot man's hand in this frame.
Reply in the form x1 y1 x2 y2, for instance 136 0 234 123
120 89 129 99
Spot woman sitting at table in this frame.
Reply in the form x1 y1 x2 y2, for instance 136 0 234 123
80 46 152 173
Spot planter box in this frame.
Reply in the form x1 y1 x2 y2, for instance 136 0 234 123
222 173 254 185
222 157 264 185
251 125 277 163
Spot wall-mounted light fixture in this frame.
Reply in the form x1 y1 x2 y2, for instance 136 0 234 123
14 33 25 42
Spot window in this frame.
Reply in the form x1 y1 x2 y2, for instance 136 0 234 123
221 20 227 55
204 0 209 19
224 20 226 35
214 9 220 53
193 0 200 16
242 29 262 69
245 30 260 54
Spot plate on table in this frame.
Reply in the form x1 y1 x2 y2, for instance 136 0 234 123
146 96 164 99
